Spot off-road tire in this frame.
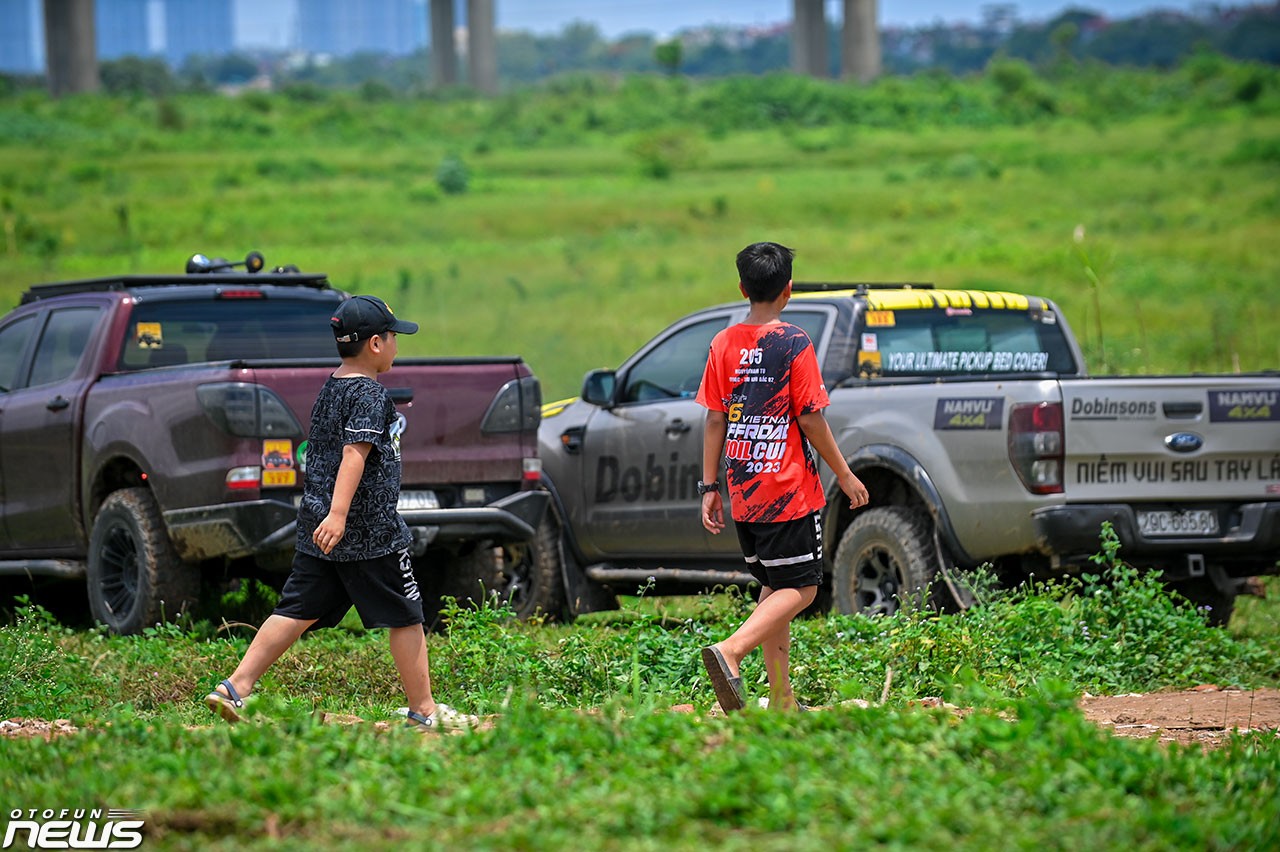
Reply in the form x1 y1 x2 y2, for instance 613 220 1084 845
1170 577 1236 627
418 544 504 631
832 506 943 617
495 512 568 622
86 487 199 634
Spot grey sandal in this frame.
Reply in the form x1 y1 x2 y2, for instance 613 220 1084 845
701 646 745 713
205 678 250 723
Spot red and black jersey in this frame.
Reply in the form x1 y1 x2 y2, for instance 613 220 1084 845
696 321 829 523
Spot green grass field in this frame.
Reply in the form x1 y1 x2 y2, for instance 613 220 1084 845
2 64 1278 398
2 569 1278 849
2 64 1279 848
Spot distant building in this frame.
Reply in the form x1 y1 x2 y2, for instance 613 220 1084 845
97 0 151 60
299 0 424 57
0 0 41 73
165 0 235 69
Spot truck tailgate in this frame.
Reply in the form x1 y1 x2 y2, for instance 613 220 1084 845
248 357 536 486
1061 377 1280 503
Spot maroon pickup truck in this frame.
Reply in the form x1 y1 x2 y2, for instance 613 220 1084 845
0 253 546 633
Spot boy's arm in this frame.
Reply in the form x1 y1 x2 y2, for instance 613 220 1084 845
797 411 869 509
701 409 728 533
314 441 373 555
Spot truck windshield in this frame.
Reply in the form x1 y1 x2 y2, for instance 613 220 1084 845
119 298 341 370
859 307 1077 378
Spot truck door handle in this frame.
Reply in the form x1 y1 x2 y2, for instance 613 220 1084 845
46 395 70 412
1162 401 1202 419
665 418 692 435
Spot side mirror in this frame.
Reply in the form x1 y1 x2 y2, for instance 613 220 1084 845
581 369 617 407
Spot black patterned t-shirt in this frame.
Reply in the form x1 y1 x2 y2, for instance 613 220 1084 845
295 375 411 561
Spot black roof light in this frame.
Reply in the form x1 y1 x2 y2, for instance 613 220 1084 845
186 250 267 274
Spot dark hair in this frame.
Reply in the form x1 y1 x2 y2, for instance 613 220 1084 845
736 241 795 302
336 337 367 359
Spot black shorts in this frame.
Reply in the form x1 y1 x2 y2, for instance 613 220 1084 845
735 510 824 590
273 549 424 630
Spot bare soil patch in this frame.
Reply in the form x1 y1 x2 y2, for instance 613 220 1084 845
1078 687 1280 747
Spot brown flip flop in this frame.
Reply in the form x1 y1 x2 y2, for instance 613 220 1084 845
701 646 745 713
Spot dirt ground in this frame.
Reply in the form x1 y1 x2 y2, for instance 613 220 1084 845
5 687 1279 747
1077 686 1280 747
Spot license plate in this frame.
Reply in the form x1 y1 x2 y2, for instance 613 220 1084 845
1137 509 1219 537
261 469 296 488
397 490 440 511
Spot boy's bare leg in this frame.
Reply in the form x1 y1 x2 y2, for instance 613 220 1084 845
714 585 817 683
758 589 800 710
389 624 436 716
218 613 316 698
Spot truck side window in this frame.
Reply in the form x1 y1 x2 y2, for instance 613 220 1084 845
0 314 38 393
622 317 728 404
784 311 828 350
28 307 101 388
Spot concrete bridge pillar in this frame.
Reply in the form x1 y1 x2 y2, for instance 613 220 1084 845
791 0 828 78
429 0 458 86
467 0 498 94
44 0 99 96
842 0 881 82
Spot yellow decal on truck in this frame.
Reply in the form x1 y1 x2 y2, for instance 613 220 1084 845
135 322 163 348
261 439 296 488
866 290 1038 311
542 397 577 418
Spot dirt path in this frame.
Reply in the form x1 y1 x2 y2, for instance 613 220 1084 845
1078 686 1280 747
6 688 1279 746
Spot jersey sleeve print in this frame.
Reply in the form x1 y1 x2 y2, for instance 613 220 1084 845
343 386 388 446
787 330 829 416
695 331 729 412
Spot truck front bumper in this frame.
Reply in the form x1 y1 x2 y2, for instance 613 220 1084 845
165 490 550 562
1030 501 1280 575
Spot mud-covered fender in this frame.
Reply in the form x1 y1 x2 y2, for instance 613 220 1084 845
841 443 976 567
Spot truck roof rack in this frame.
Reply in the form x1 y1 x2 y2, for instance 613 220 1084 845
793 282 934 293
20 251 331 304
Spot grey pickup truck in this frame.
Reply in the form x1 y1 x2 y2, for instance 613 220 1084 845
527 283 1279 625
0 253 546 633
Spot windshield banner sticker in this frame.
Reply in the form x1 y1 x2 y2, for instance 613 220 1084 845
934 397 1004 430
1209 389 1278 422
883 351 1049 373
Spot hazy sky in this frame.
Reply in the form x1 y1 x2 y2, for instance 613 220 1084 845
234 0 1214 47
495 1 1209 36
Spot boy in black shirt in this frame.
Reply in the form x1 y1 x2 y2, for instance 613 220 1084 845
205 295 475 731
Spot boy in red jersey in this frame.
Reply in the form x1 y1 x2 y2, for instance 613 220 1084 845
695 242 869 713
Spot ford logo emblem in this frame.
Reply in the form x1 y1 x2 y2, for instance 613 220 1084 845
1165 432 1203 453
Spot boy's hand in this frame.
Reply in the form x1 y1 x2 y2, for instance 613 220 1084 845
701 491 725 534
313 513 347 554
839 471 870 509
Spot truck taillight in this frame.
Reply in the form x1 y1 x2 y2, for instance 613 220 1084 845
198 383 303 438
523 457 542 481
1008 402 1064 495
226 466 260 490
482 376 542 434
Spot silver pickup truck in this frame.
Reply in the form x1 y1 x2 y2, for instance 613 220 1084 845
523 284 1279 625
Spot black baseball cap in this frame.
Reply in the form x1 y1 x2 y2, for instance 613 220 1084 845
331 295 419 342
